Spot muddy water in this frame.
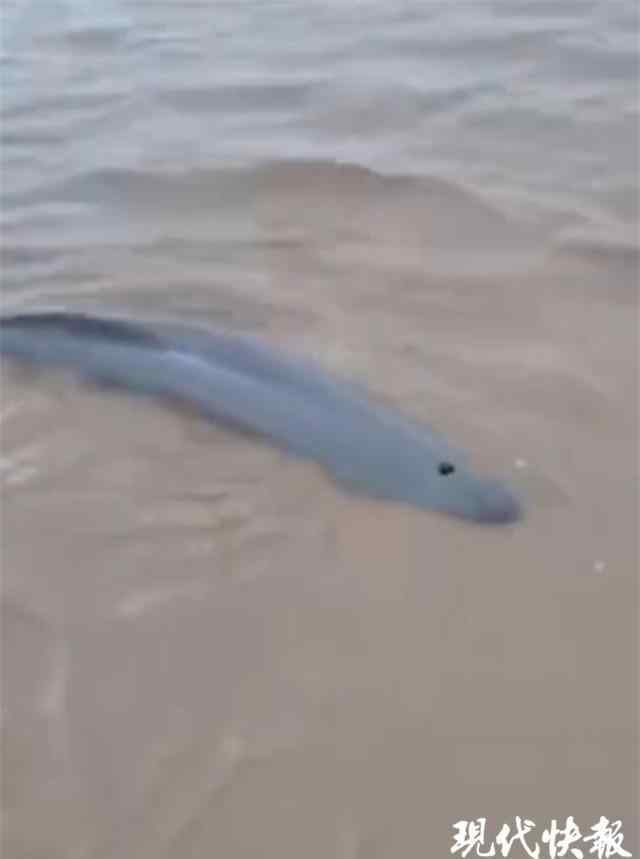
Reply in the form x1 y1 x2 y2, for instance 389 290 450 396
1 2 638 858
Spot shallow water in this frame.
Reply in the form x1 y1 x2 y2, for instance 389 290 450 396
1 2 638 857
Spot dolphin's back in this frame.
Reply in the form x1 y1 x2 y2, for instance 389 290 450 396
1 312 163 348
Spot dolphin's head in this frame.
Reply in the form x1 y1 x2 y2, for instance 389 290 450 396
414 456 522 524
331 437 522 524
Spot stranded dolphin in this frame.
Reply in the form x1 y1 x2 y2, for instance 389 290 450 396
0 311 521 524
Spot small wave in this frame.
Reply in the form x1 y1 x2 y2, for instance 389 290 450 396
2 244 67 267
3 166 235 211
251 159 510 222
159 82 313 115
1 129 65 147
64 25 129 49
4 159 509 222
2 91 125 122
553 229 640 267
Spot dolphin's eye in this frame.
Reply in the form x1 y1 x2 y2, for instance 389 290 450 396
438 461 455 476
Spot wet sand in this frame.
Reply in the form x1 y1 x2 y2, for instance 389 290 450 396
1 2 638 857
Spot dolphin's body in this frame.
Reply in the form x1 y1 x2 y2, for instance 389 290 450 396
0 312 521 524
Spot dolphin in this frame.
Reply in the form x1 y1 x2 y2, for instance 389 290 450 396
0 311 521 524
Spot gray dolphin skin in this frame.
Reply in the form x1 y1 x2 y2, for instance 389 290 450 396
0 312 521 524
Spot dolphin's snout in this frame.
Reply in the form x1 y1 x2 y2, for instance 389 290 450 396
473 478 522 524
